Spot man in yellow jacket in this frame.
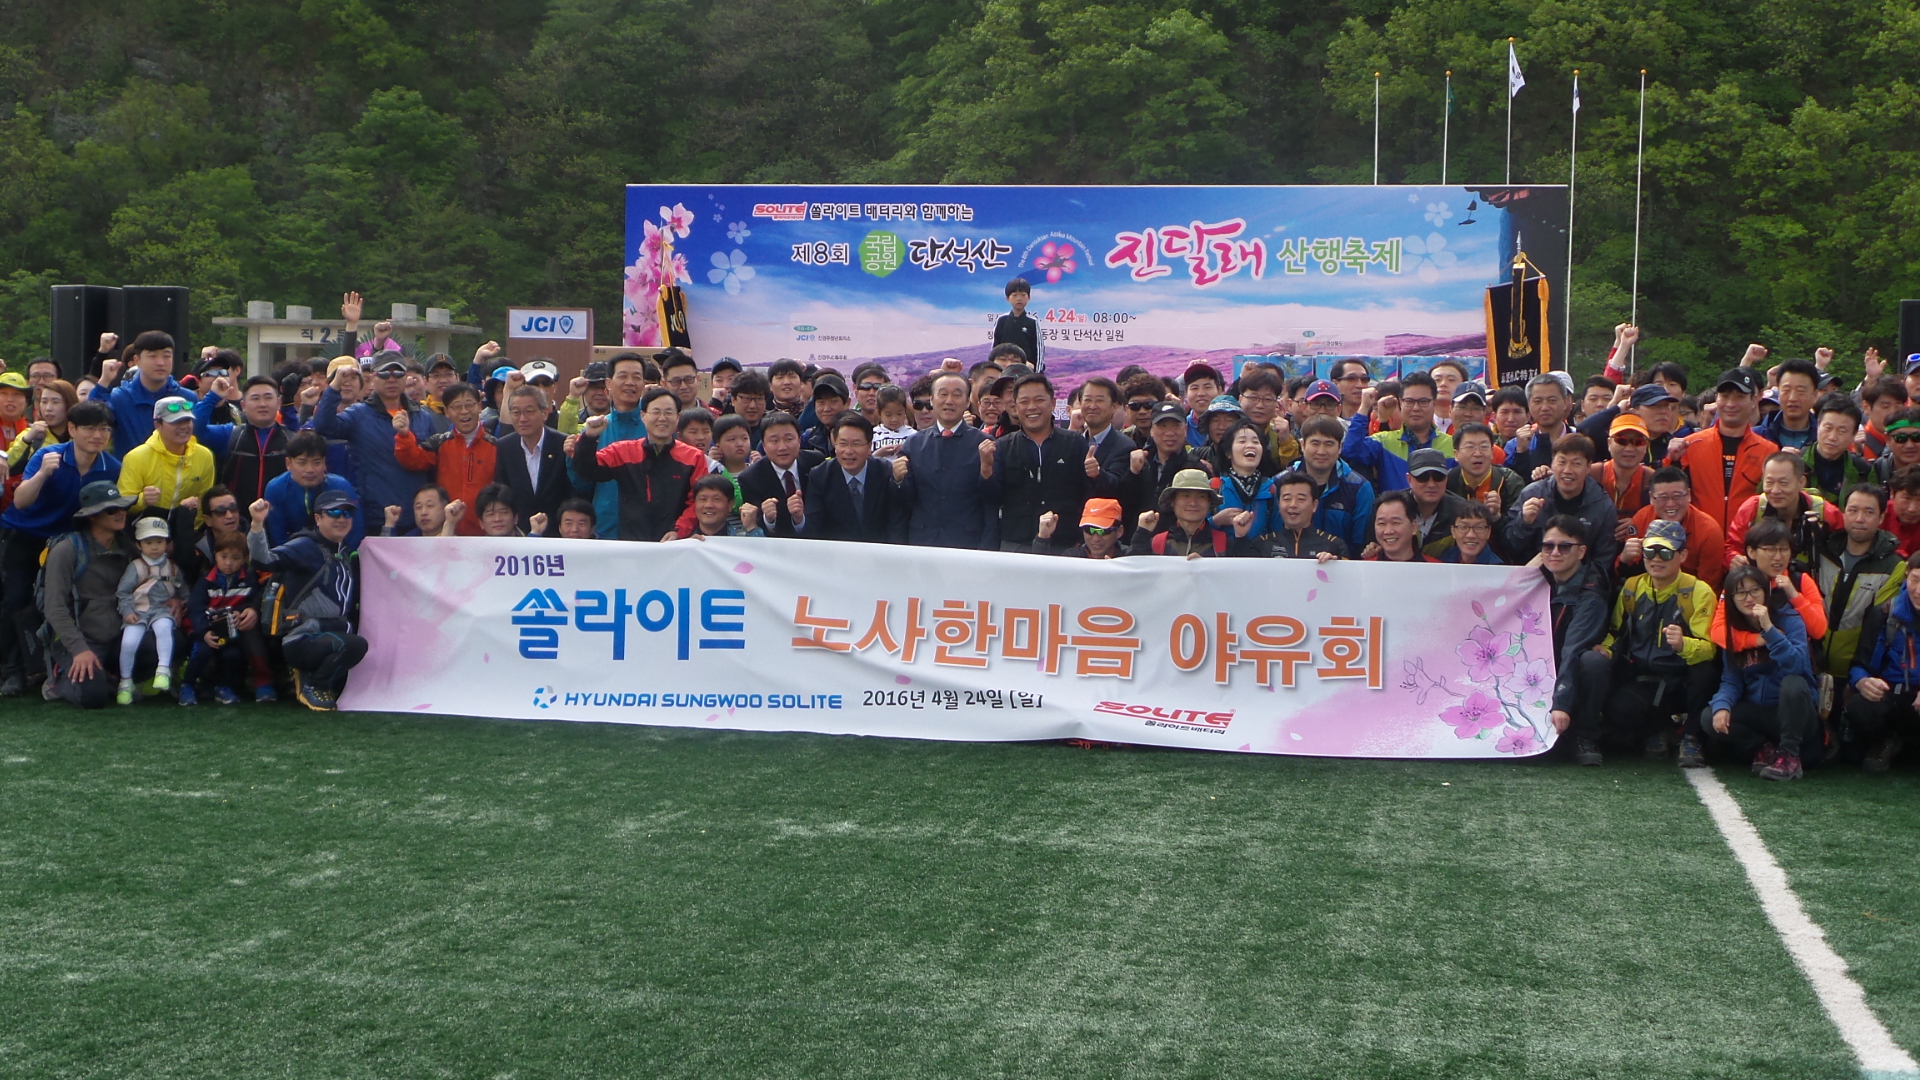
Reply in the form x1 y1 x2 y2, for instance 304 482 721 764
119 396 216 522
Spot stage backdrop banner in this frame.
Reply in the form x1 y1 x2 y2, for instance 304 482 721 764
341 537 1560 760
623 184 1567 391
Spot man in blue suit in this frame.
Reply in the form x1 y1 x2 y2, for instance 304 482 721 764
891 373 998 549
804 412 906 543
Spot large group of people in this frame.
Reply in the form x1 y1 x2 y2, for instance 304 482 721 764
5 290 1920 781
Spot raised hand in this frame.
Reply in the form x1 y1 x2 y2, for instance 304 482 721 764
1359 386 1378 413
32 450 60 477
24 420 47 445
391 409 409 433
1231 509 1255 537
979 439 996 466
179 496 199 513
98 358 123 386
1037 511 1058 540
1083 446 1100 478
1129 448 1147 474
1741 343 1769 366
759 497 780 524
740 502 761 532
1621 536 1643 563
581 414 609 437
568 376 588 400
1814 346 1834 371
98 331 118 354
383 505 403 530
299 384 322 408
1482 487 1502 516
529 512 548 536
1521 496 1546 525
248 498 272 528
1137 510 1159 533
141 485 162 507
1663 622 1685 651
563 433 580 456
786 490 805 520
1865 347 1885 382
473 340 502 366
210 376 237 401
340 291 364 324
445 499 467 523
330 365 356 392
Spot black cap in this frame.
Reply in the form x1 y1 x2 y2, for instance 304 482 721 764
372 357 408 376
1716 367 1761 395
313 489 359 513
711 357 743 376
582 361 611 384
812 375 849 401
1630 383 1677 407
424 354 457 373
1406 447 1449 478
1149 401 1186 426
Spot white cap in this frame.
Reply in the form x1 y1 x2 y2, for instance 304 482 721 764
132 516 170 541
520 360 559 384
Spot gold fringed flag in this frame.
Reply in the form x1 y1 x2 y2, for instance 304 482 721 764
1484 248 1550 390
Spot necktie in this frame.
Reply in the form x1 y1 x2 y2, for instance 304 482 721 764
783 470 797 499
848 475 863 526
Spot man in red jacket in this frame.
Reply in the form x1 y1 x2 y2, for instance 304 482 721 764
1663 366 1777 531
570 387 703 541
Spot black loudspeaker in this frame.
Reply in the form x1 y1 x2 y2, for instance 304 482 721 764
119 285 191 375
1898 300 1920 371
49 285 123 379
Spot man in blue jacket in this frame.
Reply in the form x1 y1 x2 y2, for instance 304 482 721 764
564 352 653 539
313 355 438 532
1844 561 1920 772
89 330 197 457
891 373 998 549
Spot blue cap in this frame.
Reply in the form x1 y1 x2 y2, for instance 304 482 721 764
489 365 516 382
1303 379 1341 402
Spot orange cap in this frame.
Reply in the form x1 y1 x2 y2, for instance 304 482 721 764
1609 413 1650 439
1081 498 1122 530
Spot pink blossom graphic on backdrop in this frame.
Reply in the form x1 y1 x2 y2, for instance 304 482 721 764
1033 241 1078 283
1404 598 1553 754
625 208 696 345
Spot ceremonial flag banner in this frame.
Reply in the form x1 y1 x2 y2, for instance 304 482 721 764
341 537 1561 760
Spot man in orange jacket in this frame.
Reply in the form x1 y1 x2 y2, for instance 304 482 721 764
393 383 495 536
1663 366 1777 531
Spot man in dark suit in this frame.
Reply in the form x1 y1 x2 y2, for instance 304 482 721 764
492 384 573 532
737 411 824 538
803 412 906 543
893 373 999 549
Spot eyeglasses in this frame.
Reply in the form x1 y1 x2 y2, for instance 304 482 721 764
319 507 355 519
1651 490 1690 502
1453 522 1491 535
1083 525 1116 537
858 383 885 392
665 375 698 388
1240 394 1279 405
1539 540 1582 554
1400 396 1434 407
1645 546 1681 561
912 399 931 411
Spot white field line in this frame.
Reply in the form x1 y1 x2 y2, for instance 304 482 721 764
1686 769 1919 1079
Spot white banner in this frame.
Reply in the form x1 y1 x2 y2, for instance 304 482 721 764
340 537 1560 759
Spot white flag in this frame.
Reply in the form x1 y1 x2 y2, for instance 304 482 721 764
1508 42 1526 98
1572 72 1581 112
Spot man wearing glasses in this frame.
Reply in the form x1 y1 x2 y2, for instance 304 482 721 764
1589 518 1720 766
492 385 572 534
1235 369 1297 466
1724 452 1842 575
1538 515 1612 765
1329 359 1370 420
1342 370 1453 493
315 353 439 532
246 488 368 712
191 374 296 509
1623 467 1726 591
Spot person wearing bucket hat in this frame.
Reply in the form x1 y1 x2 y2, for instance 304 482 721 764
1590 516 1720 766
118 396 216 518
314 347 441 533
39 480 138 707
1660 364 1777 531
246 487 368 710
1126 468 1258 558
1036 498 1124 559
1123 401 1211 541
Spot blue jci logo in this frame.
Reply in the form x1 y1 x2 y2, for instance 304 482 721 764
517 314 576 335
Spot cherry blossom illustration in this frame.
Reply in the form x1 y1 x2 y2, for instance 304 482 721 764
1032 240 1078 283
727 220 752 244
1404 233 1458 283
708 249 755 294
1402 598 1553 752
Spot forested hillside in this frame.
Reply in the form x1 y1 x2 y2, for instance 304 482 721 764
2 0 1915 382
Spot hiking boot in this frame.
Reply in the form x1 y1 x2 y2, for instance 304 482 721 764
1760 751 1804 781
254 685 277 704
151 669 171 693
1751 743 1776 777
213 686 240 706
292 673 334 712
1574 737 1603 766
1643 731 1671 760
115 679 135 706
1678 734 1707 769
176 683 197 706
1863 737 1903 774
0 672 22 698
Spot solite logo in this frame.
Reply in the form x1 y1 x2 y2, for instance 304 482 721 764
1095 700 1234 732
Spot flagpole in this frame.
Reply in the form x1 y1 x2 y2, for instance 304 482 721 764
1564 69 1578 372
1373 72 1381 184
1442 71 1452 185
1629 69 1648 375
1506 38 1516 183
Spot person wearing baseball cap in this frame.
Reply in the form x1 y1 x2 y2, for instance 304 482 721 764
118 396 216 518
1400 446 1471 552
38 480 138 707
1298 379 1344 422
314 347 441 533
519 359 559 388
1592 516 1721 767
0 373 30 464
1124 401 1211 539
246 485 367 710
421 353 459 409
708 357 742 413
1036 497 1124 559
1594 413 1655 519
1576 380 1683 464
1447 379 1491 434
1126 468 1258 557
555 360 613 435
1662 364 1778 531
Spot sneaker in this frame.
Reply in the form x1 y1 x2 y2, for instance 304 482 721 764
292 673 335 712
254 685 278 704
1643 731 1671 760
177 683 198 706
1678 734 1707 769
1574 737 1603 767
151 669 171 693
1751 742 1777 777
43 677 59 702
1863 737 1903 774
116 679 135 706
0 673 22 698
1760 751 1804 781
213 686 240 706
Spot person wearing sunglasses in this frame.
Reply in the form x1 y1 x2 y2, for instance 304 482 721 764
1724 452 1841 576
118 396 216 522
1590 518 1721 767
1595 413 1655 520
1504 433 1619 572
1036 497 1123 559
246 487 367 711
314 353 440 534
1624 466 1726 591
1537 515 1611 763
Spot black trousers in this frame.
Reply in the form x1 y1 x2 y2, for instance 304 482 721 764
1709 675 1820 760
0 529 47 677
281 631 368 694
1601 662 1720 746
1843 688 1920 746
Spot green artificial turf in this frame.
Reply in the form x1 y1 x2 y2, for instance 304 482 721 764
0 699 1890 1078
